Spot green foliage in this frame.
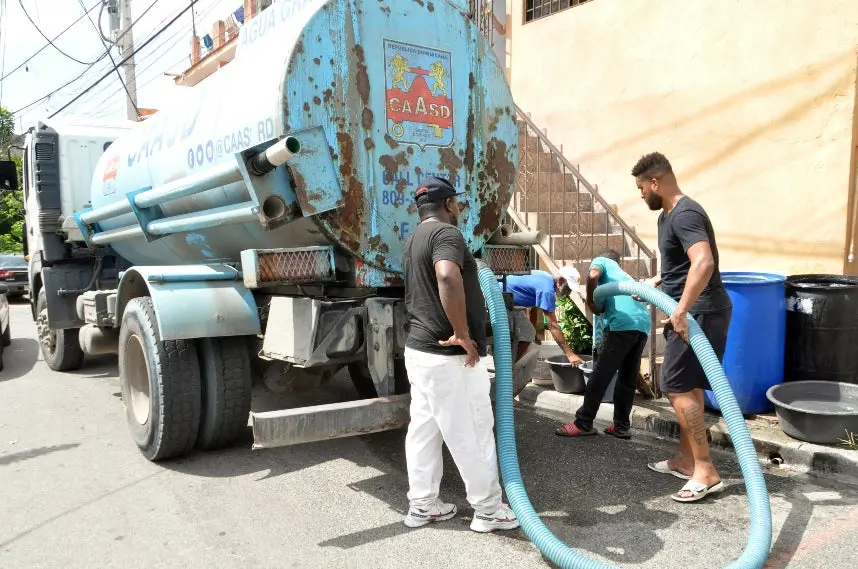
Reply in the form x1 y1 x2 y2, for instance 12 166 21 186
0 153 24 254
841 431 858 451
0 107 14 149
556 295 592 355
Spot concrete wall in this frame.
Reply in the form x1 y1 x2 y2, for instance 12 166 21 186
509 0 858 275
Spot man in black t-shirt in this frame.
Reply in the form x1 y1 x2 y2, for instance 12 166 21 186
632 152 731 503
400 176 519 533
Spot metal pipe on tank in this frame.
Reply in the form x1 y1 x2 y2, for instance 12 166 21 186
135 161 244 209
91 224 145 245
146 201 258 235
487 230 542 246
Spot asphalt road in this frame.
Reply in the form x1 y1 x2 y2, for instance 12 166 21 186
1 298 857 569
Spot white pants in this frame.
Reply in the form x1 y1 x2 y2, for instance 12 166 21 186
404 347 503 514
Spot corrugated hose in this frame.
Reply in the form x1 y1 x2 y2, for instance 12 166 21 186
478 266 772 569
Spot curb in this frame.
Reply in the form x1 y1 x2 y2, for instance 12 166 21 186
516 384 858 483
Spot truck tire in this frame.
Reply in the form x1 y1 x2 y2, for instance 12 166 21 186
119 297 202 461
2 321 10 347
36 289 84 372
196 337 252 450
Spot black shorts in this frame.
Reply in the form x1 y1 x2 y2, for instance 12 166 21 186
660 308 732 394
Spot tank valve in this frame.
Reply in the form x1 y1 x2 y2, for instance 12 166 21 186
248 136 301 176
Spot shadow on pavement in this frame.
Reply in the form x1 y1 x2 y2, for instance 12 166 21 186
0 443 81 466
0 338 40 381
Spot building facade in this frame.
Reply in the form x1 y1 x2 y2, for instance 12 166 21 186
509 0 858 275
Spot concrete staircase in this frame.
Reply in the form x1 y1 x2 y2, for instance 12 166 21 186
509 111 666 382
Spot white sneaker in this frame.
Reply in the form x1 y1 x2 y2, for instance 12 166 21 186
403 500 458 528
470 503 520 532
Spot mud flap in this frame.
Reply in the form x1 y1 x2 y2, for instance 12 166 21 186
250 393 411 449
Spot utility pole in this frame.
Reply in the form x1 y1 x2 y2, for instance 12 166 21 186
107 0 139 120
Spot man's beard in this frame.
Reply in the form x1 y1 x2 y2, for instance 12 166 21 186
646 194 663 211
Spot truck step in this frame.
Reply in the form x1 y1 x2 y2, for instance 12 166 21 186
250 393 411 449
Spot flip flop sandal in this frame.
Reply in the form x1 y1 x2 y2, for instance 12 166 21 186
603 424 632 440
555 422 597 437
671 480 725 503
647 460 692 480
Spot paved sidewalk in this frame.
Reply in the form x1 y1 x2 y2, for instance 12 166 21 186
516 384 858 483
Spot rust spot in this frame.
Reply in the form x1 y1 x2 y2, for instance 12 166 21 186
464 111 475 171
353 45 370 105
309 76 314 83
396 178 408 192
415 166 423 175
384 134 399 149
290 169 317 215
364 138 375 151
375 254 387 266
380 5 391 14
361 108 374 130
393 224 399 233
379 151 408 183
406 147 414 155
368 235 382 248
473 139 517 238
313 96 322 106
313 57 321 65
295 39 305 53
379 243 390 253
428 2 434 11
413 0 424 6
330 58 335 65
384 275 404 286
329 132 364 252
323 88 333 103
438 147 463 182
303 102 310 112
407 202 417 215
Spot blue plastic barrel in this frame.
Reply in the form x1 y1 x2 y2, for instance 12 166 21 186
703 272 786 414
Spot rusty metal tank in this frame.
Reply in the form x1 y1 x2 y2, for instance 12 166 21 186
87 0 518 286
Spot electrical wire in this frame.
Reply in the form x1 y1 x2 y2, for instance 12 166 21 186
17 0 100 65
79 0 224 117
0 0 100 82
77 0 142 119
14 0 198 119
48 0 199 118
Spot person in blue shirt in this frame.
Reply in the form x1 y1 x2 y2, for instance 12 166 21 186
504 268 585 367
555 250 651 439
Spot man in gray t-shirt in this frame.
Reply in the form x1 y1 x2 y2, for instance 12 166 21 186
400 176 518 534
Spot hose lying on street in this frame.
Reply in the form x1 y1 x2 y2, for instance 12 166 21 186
477 266 772 569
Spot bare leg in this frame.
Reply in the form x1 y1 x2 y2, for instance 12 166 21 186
667 425 695 477
667 389 720 495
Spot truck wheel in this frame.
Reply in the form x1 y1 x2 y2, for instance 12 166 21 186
119 297 202 461
36 289 84 372
196 337 252 450
2 321 10 347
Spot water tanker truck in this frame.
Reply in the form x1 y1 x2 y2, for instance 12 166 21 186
12 0 538 461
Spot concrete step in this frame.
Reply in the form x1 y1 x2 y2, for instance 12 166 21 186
519 150 566 173
514 190 594 213
521 211 620 234
548 233 630 258
516 171 579 193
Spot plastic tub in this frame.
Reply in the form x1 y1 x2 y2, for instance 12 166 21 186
766 381 858 444
547 355 588 394
784 274 858 385
703 272 786 415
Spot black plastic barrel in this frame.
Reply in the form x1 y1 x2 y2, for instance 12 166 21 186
784 274 858 384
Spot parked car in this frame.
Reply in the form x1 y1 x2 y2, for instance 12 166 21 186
0 254 28 298
0 283 10 371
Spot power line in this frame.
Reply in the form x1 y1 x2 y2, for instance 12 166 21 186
77 0 141 119
77 0 224 117
17 0 100 65
48 0 199 118
0 0 101 82
14 0 192 119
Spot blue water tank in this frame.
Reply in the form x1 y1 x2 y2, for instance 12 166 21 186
703 272 786 415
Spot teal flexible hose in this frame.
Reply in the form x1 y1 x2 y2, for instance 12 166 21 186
478 268 772 569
